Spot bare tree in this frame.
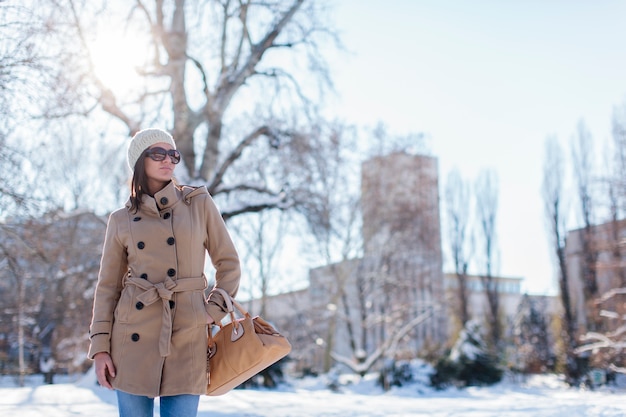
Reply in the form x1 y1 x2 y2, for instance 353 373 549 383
0 2 49 125
282 130 444 379
1 2 130 219
611 104 626 215
231 209 288 317
295 125 362 373
0 211 106 382
331 306 437 377
571 120 601 331
325 150 446 380
0 1 57 217
49 0 339 219
475 168 501 350
542 136 580 384
444 168 472 327
22 120 128 213
0 234 36 387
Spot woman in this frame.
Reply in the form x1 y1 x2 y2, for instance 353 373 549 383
88 128 240 417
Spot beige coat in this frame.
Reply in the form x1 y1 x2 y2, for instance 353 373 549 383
88 182 240 397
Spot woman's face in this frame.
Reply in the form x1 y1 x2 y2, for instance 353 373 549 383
144 142 177 193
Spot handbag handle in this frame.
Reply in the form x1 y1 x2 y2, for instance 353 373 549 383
210 287 252 318
208 288 251 344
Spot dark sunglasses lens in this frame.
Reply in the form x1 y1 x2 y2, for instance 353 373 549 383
146 148 167 161
169 150 181 164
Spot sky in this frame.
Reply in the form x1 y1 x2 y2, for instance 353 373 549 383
325 1 626 295
3 368 626 416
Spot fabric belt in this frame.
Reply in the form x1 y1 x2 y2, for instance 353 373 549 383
125 275 207 357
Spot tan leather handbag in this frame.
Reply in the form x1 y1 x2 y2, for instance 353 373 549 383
206 288 292 396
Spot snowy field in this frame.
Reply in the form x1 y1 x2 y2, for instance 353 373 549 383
2 369 626 417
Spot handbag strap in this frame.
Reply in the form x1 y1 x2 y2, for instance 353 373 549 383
211 287 234 313
207 288 235 360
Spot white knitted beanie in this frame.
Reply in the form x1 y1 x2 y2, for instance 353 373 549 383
127 128 176 170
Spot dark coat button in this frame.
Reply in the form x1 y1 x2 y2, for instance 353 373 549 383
163 212 171 219
160 197 168 205
169 300 175 309
167 268 176 277
140 273 148 280
137 242 145 249
167 237 175 245
133 217 142 222
136 302 144 310
131 333 140 342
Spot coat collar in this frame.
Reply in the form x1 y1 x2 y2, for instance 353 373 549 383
125 181 181 215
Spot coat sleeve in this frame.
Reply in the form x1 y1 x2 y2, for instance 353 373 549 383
87 212 128 359
203 194 241 323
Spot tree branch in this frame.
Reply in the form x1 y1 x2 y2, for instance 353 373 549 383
208 125 272 192
213 0 305 112
221 198 288 222
330 304 438 375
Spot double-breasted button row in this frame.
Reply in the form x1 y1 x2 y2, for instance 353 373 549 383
137 237 175 249
138 270 175 280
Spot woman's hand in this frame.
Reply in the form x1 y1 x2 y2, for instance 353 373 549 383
94 352 116 390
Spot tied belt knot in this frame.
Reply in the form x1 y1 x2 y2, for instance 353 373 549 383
126 275 207 357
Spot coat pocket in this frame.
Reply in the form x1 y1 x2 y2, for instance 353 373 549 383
114 285 136 324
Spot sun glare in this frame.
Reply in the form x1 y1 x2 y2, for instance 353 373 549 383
88 28 150 93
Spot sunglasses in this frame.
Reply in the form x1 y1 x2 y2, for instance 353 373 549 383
144 147 181 164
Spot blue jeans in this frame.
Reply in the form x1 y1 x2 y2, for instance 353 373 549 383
116 390 199 417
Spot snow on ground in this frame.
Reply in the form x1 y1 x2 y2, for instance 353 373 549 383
1 368 626 417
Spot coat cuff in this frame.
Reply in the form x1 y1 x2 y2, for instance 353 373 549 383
206 302 228 324
88 321 112 359
88 335 111 359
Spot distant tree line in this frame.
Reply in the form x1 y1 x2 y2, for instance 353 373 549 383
542 116 626 384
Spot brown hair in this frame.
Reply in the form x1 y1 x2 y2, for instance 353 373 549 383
128 152 179 213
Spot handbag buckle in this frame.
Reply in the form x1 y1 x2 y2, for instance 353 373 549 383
231 320 245 342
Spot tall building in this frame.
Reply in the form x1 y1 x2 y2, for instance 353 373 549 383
565 219 626 332
305 152 449 371
254 151 540 374
359 152 447 347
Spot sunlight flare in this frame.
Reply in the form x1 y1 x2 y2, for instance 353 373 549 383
87 27 150 93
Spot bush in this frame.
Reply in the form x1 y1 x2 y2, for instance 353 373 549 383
430 356 459 389
430 321 503 388
378 359 414 389
430 351 502 388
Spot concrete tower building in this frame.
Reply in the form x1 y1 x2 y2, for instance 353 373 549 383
305 152 448 371
360 152 447 348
